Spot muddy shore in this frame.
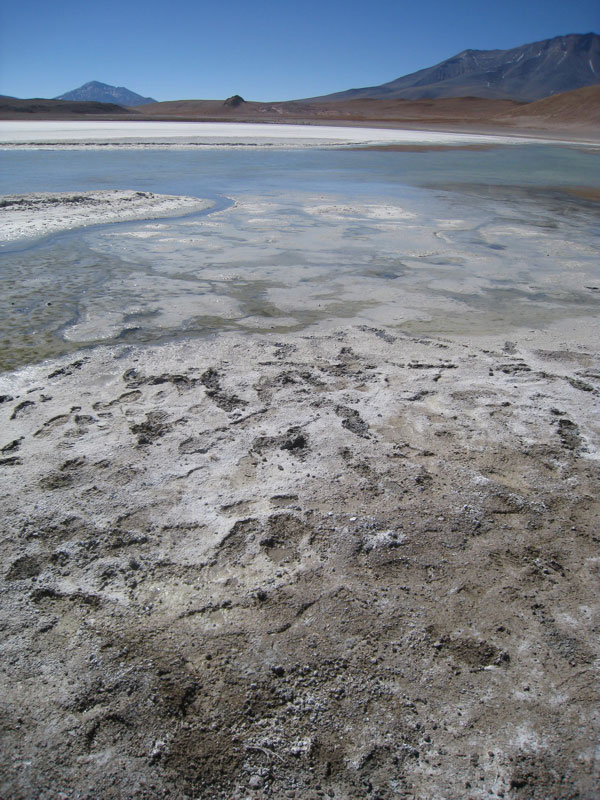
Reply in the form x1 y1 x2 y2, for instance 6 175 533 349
1 314 599 798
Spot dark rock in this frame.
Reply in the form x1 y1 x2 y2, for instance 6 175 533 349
224 95 245 107
335 405 370 437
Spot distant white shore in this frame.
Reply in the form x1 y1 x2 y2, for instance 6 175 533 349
0 120 551 148
0 190 214 243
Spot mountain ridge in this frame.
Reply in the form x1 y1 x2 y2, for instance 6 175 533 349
309 33 600 103
55 81 156 107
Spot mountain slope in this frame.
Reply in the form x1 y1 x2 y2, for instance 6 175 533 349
495 84 600 127
312 33 600 102
56 81 156 107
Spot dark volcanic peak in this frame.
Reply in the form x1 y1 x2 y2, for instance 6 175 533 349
314 33 600 103
223 95 245 107
55 81 156 107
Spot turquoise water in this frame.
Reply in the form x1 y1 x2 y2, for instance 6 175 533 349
1 145 600 197
0 145 599 372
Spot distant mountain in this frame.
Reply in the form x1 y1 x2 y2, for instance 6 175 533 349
55 81 156 107
311 33 600 103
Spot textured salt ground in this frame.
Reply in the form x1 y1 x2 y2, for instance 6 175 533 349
1 323 599 799
0 190 214 243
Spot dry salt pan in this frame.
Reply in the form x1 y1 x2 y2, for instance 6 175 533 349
0 120 550 148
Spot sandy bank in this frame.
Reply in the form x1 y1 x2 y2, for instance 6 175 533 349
0 190 214 244
0 320 599 798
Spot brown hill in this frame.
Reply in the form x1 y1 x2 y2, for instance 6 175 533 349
139 96 523 124
138 91 598 140
494 84 600 128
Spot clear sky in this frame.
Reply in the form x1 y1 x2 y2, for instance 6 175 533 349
1 0 598 101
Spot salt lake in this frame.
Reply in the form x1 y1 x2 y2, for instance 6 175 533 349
0 123 599 372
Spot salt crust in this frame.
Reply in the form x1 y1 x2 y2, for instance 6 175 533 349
0 120 552 148
0 190 214 243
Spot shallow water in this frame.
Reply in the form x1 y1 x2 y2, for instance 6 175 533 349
0 146 599 371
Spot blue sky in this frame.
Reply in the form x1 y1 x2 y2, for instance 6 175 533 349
1 0 598 101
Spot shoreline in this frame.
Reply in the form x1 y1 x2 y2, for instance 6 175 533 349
2 120 598 149
0 118 599 149
0 190 215 244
